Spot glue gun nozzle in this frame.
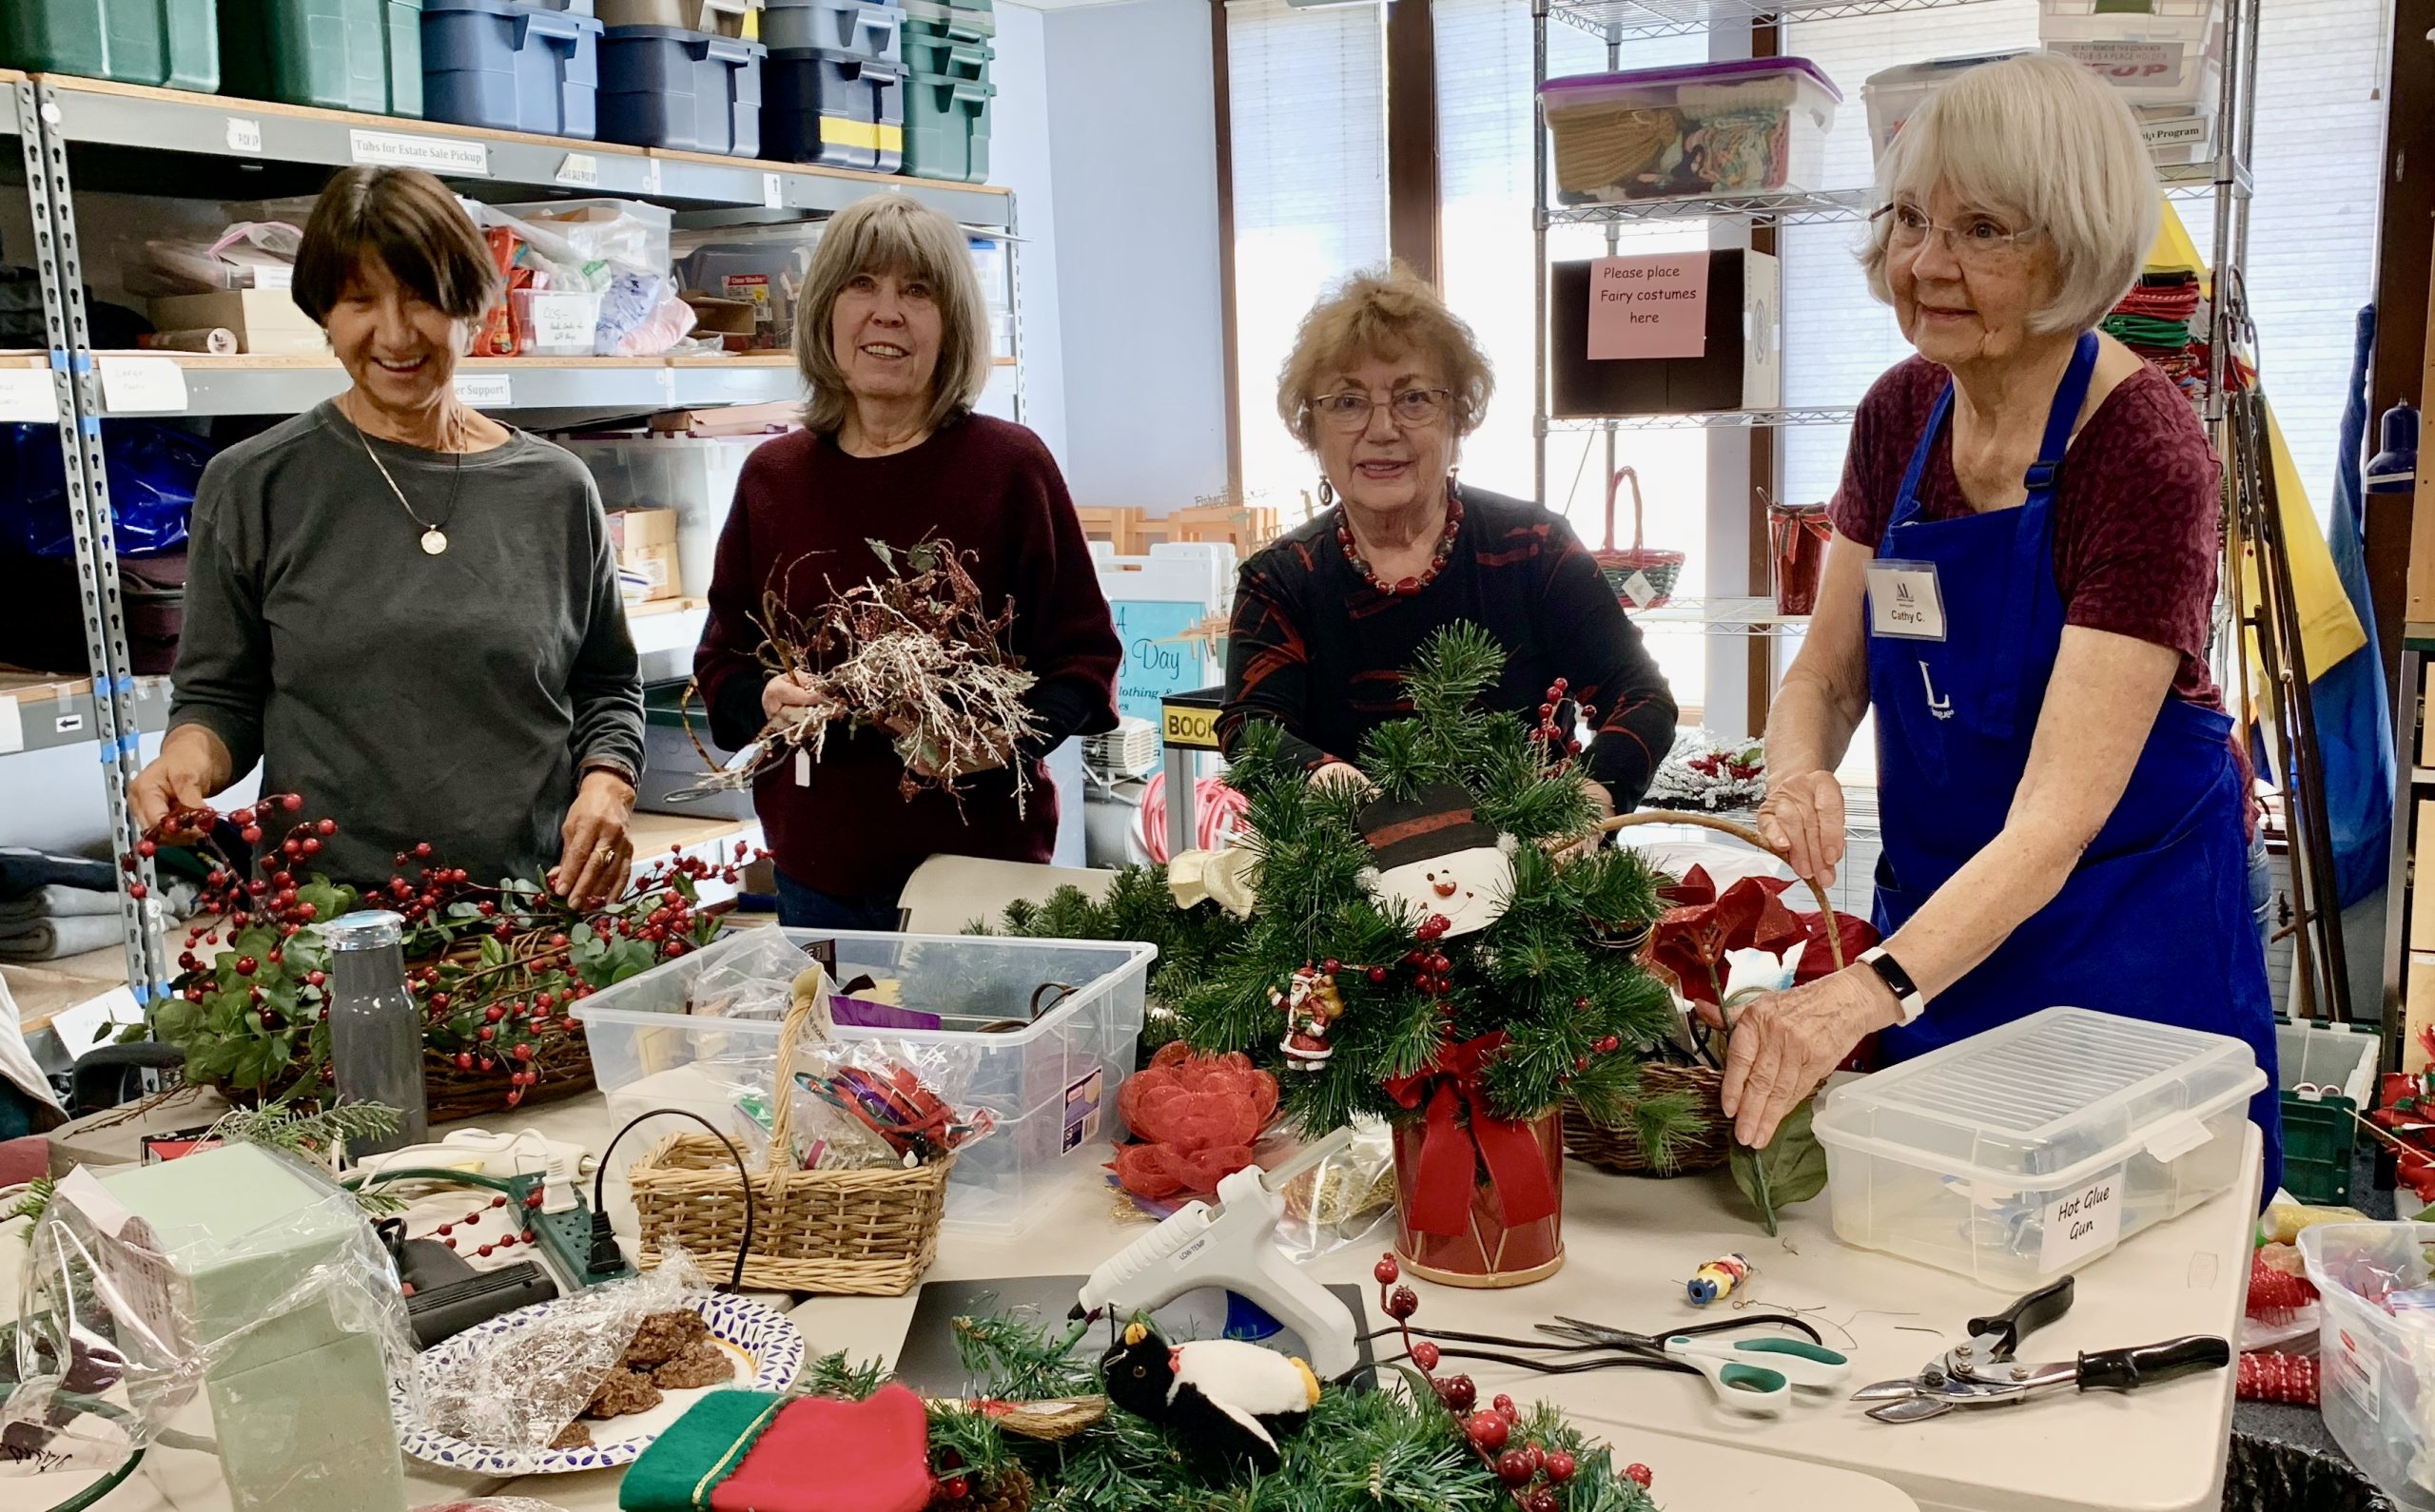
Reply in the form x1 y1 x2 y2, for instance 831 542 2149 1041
1069 1304 1089 1321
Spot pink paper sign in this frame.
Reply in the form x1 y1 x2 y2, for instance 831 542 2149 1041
1588 252 1711 360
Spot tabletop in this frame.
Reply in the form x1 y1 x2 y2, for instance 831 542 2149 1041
74 1095 2257 1512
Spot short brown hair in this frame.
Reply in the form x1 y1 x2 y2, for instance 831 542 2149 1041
793 193 993 436
1276 264 1493 449
291 166 500 326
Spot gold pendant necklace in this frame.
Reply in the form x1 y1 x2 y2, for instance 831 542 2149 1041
345 397 464 555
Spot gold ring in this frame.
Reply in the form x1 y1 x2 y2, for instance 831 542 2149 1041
594 843 616 861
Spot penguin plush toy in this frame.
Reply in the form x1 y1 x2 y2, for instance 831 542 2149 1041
1101 1320 1322 1476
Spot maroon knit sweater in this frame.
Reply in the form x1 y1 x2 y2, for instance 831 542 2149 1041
695 415 1120 896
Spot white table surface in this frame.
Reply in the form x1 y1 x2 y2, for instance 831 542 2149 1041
76 1094 2260 1512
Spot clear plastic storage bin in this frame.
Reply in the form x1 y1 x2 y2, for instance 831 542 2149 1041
2301 1222 2435 1510
1540 57 1839 204
575 927 1154 1233
2038 0 2221 112
1812 1007 2265 1286
1861 50 2027 167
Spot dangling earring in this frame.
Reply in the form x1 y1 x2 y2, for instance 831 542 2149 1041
1317 477 1335 510
1445 469 1460 505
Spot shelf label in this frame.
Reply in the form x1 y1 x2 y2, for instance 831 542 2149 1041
0 368 58 424
763 172 785 209
0 695 21 756
97 357 188 415
1588 252 1710 360
349 128 490 178
2036 1167 2124 1273
643 158 664 194
556 152 600 188
454 372 514 408
224 116 263 154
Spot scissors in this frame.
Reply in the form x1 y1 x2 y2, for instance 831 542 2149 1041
1536 1316 1854 1417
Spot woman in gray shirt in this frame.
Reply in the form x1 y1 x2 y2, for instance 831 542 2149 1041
130 167 644 902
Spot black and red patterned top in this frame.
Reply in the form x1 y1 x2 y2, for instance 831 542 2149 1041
1220 486 1679 812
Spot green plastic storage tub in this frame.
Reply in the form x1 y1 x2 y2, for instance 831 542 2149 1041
901 68 988 183
1 0 221 90
220 0 423 114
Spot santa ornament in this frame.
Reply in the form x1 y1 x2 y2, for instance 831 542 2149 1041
1272 962 1347 1071
1355 783 1518 940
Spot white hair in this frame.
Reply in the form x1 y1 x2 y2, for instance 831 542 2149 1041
1860 51 2160 336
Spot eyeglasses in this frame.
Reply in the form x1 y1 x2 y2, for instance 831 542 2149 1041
1306 387 1453 432
1870 204 2042 267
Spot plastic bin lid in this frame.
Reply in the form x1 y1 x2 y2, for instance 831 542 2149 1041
904 0 994 31
602 20 769 50
1810 1006 2267 1185
1543 55 1841 104
1864 49 2032 90
771 45 909 75
425 0 606 23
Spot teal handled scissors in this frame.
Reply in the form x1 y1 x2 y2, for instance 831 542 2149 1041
1538 1316 1854 1417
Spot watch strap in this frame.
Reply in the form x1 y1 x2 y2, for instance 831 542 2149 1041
1860 945 1927 1025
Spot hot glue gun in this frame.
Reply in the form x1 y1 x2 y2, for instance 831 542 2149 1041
1074 1127 1360 1381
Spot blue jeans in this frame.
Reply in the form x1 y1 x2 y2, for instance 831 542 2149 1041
774 869 903 932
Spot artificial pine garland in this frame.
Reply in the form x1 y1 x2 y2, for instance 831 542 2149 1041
1165 626 1689 1142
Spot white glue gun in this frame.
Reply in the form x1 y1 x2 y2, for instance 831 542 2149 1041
353 1127 598 1215
1075 1127 1360 1381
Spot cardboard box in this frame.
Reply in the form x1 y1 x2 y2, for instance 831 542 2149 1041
2415 799 2435 952
1551 249 1782 417
620 543 682 602
607 507 679 554
146 289 325 356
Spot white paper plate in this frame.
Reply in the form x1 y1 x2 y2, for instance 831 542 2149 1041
397 1291 805 1476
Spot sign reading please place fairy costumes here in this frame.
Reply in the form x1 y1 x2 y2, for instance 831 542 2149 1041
1588 252 1710 360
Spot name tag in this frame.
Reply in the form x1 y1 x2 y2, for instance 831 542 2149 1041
1867 559 1947 641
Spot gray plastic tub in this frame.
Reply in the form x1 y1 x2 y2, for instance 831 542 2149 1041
762 0 900 63
598 23 765 155
421 0 604 137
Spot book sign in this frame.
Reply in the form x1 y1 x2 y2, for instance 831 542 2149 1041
1588 252 1710 360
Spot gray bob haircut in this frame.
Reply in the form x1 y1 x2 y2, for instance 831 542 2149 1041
1861 50 2159 337
793 193 993 435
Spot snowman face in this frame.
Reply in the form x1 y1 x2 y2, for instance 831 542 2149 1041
1366 841 1515 938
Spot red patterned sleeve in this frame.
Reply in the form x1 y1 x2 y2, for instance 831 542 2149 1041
1829 357 1943 548
1219 551 1334 770
2054 372 2222 666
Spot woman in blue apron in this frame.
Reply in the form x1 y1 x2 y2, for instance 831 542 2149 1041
1723 52 2281 1197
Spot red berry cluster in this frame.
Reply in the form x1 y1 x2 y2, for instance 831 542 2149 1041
1371 1253 1650 1508
1529 678 1594 767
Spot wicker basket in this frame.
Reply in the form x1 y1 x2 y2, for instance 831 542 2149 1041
625 984 951 1295
1594 466 1685 611
1563 809 1844 1177
423 1027 596 1123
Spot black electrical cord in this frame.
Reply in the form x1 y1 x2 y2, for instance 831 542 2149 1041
595 1108 754 1295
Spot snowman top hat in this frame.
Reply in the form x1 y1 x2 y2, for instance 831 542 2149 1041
1358 783 1505 871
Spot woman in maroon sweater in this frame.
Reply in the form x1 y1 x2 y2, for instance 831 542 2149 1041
694 195 1119 929
1718 54 2279 1195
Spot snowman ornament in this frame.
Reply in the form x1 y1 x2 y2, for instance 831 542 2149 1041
1354 782 1518 940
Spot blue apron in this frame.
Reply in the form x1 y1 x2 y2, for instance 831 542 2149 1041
1866 333 2282 1197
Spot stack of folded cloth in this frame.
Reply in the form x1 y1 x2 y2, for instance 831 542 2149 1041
0 846 190 961
2103 271 2205 396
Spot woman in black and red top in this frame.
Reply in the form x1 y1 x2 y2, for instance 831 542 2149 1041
1222 265 1677 824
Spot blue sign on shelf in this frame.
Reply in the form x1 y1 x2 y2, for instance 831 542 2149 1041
1110 600 1209 727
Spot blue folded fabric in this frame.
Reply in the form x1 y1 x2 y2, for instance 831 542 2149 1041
0 848 115 901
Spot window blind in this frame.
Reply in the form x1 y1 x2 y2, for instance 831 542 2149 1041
1226 0 1392 510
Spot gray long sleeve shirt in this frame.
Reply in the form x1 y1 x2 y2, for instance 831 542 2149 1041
169 400 645 890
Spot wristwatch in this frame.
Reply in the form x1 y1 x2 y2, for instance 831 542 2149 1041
1859 946 1927 1025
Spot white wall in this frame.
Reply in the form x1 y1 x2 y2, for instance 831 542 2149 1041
1036 0 1231 513
989 3 1070 465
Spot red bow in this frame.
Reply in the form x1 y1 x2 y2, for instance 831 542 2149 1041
1383 1032 1558 1236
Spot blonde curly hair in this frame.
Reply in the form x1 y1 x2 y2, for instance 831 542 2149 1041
1276 264 1493 449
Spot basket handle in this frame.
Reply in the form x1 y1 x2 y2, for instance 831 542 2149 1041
1605 466 1647 553
763 973 829 1176
1600 808 1844 971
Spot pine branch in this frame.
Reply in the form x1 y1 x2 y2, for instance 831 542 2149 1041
799 1351 892 1401
953 1310 1098 1403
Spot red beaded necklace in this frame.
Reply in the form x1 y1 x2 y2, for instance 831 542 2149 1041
1336 487 1464 597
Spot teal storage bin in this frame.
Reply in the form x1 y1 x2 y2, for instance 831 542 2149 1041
599 25 763 154
901 23 985 81
221 0 423 114
901 68 988 184
422 0 602 137
0 0 221 91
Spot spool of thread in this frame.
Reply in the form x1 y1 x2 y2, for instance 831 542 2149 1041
1686 1252 1751 1307
138 327 238 355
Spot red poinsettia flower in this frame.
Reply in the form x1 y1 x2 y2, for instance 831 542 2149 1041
1646 865 1879 1006
1109 1042 1280 1201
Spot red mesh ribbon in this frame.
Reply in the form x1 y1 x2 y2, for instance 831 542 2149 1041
1109 1042 1280 1201
1383 1032 1558 1237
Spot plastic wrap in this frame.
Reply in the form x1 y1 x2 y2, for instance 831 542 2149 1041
1269 1118 1397 1261
3 421 213 558
0 1155 417 1483
784 1037 998 1170
691 929 829 1025
463 201 694 358
421 1250 708 1452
